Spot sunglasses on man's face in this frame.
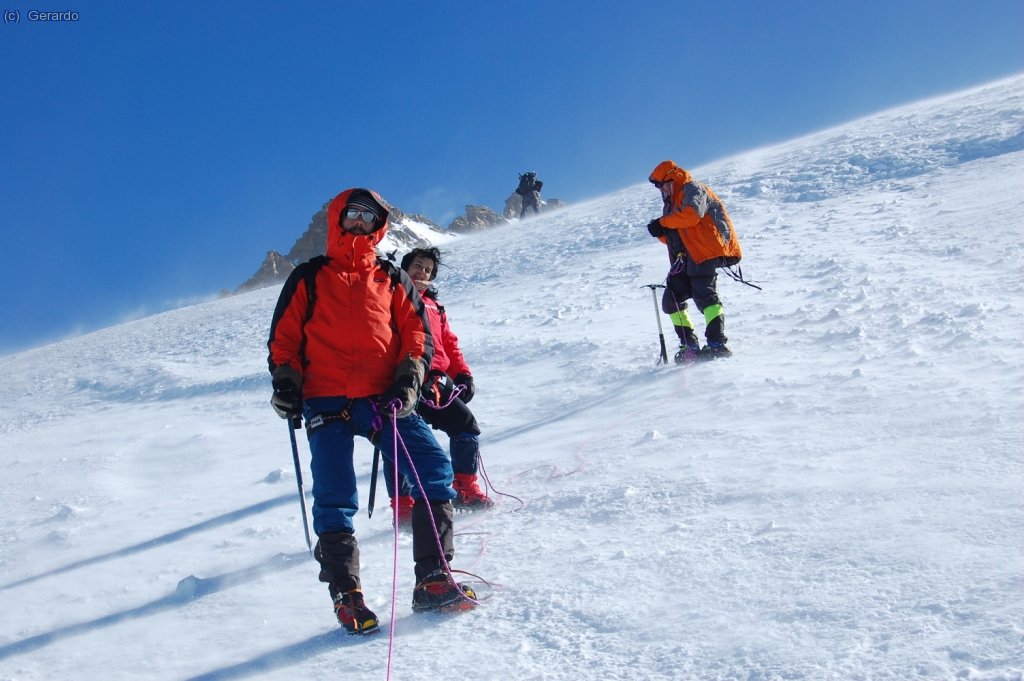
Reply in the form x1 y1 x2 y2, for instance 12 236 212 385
344 208 378 223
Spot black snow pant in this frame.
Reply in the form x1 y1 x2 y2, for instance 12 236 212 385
316 502 455 592
316 531 361 597
661 256 727 345
412 499 454 581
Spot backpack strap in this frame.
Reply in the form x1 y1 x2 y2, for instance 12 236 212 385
722 265 763 291
375 256 402 290
298 255 330 367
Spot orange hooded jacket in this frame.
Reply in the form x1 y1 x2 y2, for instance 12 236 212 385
649 160 742 266
267 188 433 399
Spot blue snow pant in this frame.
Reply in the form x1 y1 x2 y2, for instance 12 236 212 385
304 396 456 593
304 396 455 536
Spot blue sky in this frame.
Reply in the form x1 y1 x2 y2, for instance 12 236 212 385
2 0 1022 355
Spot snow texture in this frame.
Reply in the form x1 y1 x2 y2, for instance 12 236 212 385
1 75 1023 681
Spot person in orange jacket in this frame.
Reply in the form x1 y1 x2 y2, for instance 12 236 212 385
384 247 492 523
646 160 743 362
267 188 474 631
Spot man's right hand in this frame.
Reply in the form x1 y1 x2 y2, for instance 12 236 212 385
647 219 666 238
271 365 303 419
379 375 417 418
379 355 426 418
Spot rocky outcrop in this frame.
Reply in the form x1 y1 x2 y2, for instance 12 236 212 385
447 205 508 233
502 193 567 219
235 251 296 293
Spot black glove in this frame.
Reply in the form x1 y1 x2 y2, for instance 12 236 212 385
455 372 475 403
271 365 303 419
380 374 418 418
379 355 425 418
421 369 447 404
647 219 666 238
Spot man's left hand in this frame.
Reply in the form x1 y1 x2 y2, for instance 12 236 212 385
455 372 475 403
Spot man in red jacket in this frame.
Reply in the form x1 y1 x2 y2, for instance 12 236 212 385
646 160 743 362
384 247 492 521
267 188 474 632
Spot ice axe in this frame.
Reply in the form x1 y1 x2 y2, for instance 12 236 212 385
641 284 669 364
367 447 380 518
287 416 314 557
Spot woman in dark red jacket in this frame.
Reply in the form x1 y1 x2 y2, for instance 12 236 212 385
268 188 473 632
384 247 492 521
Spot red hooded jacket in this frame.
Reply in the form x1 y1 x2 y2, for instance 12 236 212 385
267 188 433 399
420 288 471 379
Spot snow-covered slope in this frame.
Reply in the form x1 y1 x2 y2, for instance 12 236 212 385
2 75 1022 681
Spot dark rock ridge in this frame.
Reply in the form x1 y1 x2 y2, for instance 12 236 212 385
236 251 297 293
236 192 569 293
236 201 448 293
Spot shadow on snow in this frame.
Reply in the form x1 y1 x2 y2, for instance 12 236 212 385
184 629 366 681
0 493 298 592
0 552 310 661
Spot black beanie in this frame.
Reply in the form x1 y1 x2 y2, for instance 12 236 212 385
345 190 383 222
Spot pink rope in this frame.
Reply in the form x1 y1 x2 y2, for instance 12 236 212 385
450 530 491 571
418 382 465 411
503 451 590 488
385 403 400 680
477 453 525 510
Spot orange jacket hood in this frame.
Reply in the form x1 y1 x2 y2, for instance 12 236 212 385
649 161 742 266
325 188 391 270
649 160 692 186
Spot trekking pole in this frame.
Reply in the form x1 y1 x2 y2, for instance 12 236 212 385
642 284 669 364
367 447 381 518
287 416 314 557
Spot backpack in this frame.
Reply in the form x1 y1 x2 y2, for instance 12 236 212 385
516 172 536 196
